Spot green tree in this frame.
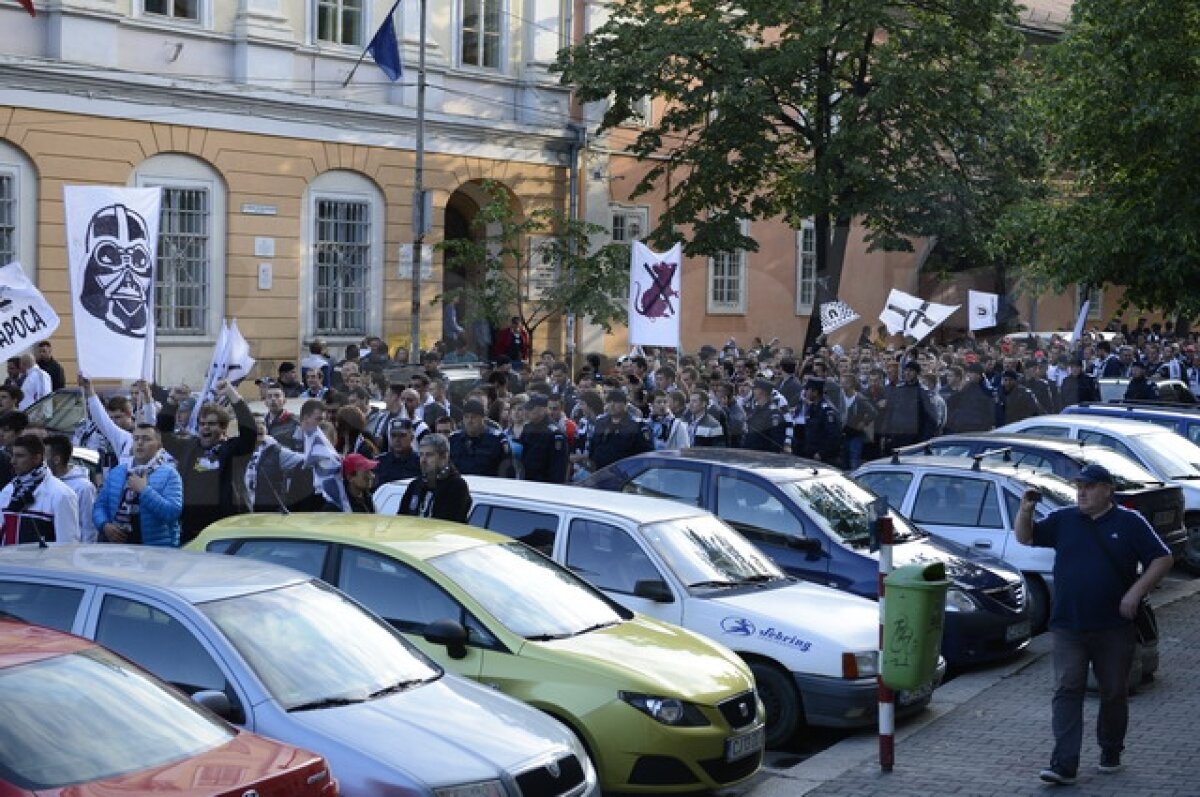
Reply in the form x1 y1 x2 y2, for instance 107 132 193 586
1010 0 1200 319
556 0 1040 344
436 182 631 342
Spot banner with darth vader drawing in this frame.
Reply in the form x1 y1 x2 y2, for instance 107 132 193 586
64 186 160 380
628 241 682 348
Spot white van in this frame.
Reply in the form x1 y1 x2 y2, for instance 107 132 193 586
375 477 944 747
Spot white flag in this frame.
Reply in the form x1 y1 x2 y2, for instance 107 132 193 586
967 290 999 331
879 289 959 343
1071 301 1090 348
189 319 257 435
628 241 682 348
0 263 60 361
819 300 861 335
64 186 160 380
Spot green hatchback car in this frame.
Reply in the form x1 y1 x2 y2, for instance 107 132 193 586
191 514 765 793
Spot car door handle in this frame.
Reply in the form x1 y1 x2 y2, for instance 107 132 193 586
973 540 993 549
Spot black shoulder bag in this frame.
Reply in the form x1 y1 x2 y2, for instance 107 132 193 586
1086 523 1159 645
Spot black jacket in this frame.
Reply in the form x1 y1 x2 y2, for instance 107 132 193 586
397 466 471 523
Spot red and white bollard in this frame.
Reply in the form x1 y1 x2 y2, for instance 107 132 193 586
877 515 895 772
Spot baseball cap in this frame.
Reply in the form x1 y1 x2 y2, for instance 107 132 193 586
1075 463 1114 485
462 399 487 417
389 418 414 435
342 453 378 478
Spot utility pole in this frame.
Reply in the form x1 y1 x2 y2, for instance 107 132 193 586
410 0 429 364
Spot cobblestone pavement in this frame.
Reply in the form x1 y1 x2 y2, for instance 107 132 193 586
746 574 1200 797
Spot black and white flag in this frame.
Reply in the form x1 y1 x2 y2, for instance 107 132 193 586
968 290 999 331
64 186 160 380
879 289 958 343
819 300 861 335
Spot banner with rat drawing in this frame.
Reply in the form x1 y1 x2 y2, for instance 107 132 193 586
628 241 682 348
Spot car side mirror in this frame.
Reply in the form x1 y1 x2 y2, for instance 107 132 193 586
633 579 674 603
192 689 233 719
790 536 823 555
423 618 469 659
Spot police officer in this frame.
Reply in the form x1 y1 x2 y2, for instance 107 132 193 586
518 394 569 483
795 378 843 463
450 399 511 477
373 419 422 484
587 389 654 470
743 378 787 453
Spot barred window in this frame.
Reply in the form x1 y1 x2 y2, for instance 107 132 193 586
317 0 363 45
0 174 14 267
461 0 501 68
796 222 816 313
144 0 199 20
313 199 371 336
155 187 210 335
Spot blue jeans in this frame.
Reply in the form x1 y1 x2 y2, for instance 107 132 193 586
844 435 865 470
1049 625 1136 775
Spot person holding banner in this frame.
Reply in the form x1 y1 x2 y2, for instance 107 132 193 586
160 379 255 543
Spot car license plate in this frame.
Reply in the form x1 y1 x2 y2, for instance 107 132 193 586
897 682 933 706
1154 510 1177 526
724 726 764 762
1006 620 1031 642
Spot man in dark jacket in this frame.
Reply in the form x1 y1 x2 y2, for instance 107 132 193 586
517 394 568 483
449 400 510 477
1059 359 1101 406
999 370 1045 424
880 362 937 451
794 378 843 463
587 390 654 469
160 380 256 543
1123 361 1160 401
743 378 787 453
945 363 996 433
397 433 471 523
374 420 423 484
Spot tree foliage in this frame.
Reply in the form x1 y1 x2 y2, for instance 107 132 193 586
1009 0 1200 318
436 182 631 336
556 0 1040 340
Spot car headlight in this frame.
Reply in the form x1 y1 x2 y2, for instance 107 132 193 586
619 692 710 726
842 651 878 678
945 587 979 613
434 781 506 797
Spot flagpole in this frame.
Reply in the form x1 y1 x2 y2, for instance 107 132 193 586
409 0 427 363
343 0 402 88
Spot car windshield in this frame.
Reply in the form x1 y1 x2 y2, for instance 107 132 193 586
430 542 625 640
778 473 923 547
200 580 440 711
1130 430 1200 479
1075 447 1163 489
640 514 785 588
0 646 232 790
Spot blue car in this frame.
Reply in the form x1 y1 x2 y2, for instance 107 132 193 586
582 449 1031 667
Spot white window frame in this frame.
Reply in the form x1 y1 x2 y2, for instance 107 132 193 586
706 220 748 315
610 204 648 244
0 141 36 280
457 0 505 71
135 0 211 26
302 171 385 344
1077 284 1103 320
795 220 816 315
133 154 226 342
312 0 368 47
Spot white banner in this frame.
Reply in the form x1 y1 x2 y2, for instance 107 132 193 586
1071 300 1090 347
628 241 682 348
64 186 160 380
819 300 860 335
189 319 256 435
967 290 999 331
0 262 60 359
879 289 959 343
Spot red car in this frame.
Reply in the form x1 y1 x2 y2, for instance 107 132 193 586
0 620 338 797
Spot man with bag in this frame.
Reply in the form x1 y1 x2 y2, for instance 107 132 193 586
1015 463 1173 785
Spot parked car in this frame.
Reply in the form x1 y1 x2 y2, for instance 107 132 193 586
375 476 943 747
1096 378 1196 404
892 433 1189 566
1063 401 1200 446
0 545 597 797
581 449 1031 668
192 514 765 793
998 414 1200 572
0 619 338 797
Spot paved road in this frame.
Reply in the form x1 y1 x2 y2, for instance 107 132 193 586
739 570 1200 797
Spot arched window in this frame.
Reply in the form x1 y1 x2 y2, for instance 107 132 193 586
133 154 227 339
304 170 385 340
0 141 38 278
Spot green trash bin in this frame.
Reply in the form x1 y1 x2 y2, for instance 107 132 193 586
881 562 949 691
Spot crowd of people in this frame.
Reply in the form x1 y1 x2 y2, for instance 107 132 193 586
0 315 1195 548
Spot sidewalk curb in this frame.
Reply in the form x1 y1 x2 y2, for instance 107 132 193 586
747 572 1200 797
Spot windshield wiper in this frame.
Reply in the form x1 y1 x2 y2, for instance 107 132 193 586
289 695 367 712
368 679 425 699
527 619 619 642
687 579 739 589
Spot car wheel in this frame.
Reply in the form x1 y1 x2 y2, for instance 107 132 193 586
1025 575 1051 634
749 660 802 748
1181 515 1200 574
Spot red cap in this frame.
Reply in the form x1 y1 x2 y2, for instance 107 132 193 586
342 453 379 478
